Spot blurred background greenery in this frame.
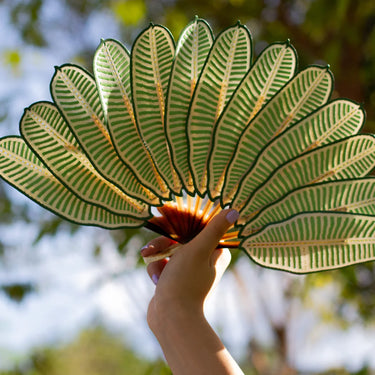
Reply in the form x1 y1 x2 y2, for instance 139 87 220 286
1 0 375 374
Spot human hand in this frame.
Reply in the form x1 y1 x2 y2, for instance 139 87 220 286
141 209 239 331
141 209 244 375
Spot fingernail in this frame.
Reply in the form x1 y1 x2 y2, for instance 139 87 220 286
226 209 239 224
152 274 159 285
140 244 152 256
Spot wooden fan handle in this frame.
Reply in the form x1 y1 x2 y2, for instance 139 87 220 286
142 243 182 265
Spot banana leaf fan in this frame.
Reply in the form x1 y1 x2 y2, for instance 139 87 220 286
1 18 375 274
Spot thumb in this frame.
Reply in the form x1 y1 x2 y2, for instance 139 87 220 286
188 209 239 259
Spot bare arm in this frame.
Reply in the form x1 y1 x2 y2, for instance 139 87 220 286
142 209 244 375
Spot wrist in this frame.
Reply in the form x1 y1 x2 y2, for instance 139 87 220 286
149 299 205 336
149 301 244 375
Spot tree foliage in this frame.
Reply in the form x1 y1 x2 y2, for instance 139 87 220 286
0 327 172 375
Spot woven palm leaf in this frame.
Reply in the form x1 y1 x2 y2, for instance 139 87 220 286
1 18 375 273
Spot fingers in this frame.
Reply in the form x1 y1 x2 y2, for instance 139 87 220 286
141 209 238 285
141 236 175 285
188 209 239 259
146 258 168 285
140 236 175 257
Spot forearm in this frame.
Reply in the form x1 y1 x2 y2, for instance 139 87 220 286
150 305 244 375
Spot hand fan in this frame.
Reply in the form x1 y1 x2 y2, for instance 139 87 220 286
1 17 374 273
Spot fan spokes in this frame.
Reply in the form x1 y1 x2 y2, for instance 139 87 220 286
145 194 240 248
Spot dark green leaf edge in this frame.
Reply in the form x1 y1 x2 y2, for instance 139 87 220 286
130 23 181 198
233 132 375 218
219 64 334 208
184 21 253 198
239 210 375 275
164 17 213 196
206 39 298 202
18 101 151 220
238 176 375 238
227 96 366 209
92 38 168 204
49 63 156 210
0 136 146 229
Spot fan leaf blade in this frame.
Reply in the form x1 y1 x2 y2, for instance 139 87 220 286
94 39 170 199
20 102 151 219
187 22 252 196
51 64 159 205
0 137 144 228
132 24 182 195
241 212 375 273
166 18 213 194
238 135 375 224
208 41 297 199
232 99 365 209
241 178 375 236
222 66 334 205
